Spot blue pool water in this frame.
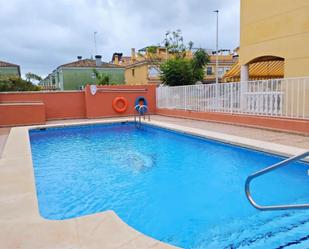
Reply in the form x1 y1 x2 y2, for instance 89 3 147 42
29 122 309 249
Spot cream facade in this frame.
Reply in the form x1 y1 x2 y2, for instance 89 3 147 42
125 61 161 85
239 0 309 80
124 47 173 85
204 54 236 83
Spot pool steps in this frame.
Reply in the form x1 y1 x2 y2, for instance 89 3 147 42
203 207 309 248
134 104 150 126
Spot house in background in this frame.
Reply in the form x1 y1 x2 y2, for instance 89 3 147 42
124 46 236 85
204 50 238 83
0 60 21 77
40 55 125 90
125 47 194 85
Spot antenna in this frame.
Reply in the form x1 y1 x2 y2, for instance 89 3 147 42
94 31 98 55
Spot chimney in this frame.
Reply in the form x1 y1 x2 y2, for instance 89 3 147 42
114 54 119 65
77 56 82 60
131 48 136 62
95 55 102 67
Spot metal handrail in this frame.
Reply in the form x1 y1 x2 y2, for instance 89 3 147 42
245 151 309 211
134 105 150 122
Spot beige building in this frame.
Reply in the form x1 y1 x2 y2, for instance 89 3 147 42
125 60 161 85
124 47 173 85
124 47 236 85
204 52 237 83
239 0 309 81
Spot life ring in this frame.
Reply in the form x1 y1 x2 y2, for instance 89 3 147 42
112 97 128 113
134 96 148 114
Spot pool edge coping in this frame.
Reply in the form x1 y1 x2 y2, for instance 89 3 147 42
1 117 308 249
0 118 180 249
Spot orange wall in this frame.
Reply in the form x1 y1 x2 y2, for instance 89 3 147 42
1 86 308 134
0 85 156 126
84 84 156 118
157 108 309 135
0 91 85 120
0 102 45 126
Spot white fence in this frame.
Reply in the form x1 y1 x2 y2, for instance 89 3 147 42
156 77 309 119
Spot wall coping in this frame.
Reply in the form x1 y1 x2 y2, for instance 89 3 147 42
0 102 44 106
0 90 84 94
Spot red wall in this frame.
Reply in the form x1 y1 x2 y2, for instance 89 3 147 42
0 102 45 126
157 108 309 135
84 85 156 118
0 85 156 127
0 91 85 120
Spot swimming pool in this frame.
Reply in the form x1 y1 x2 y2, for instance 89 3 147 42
29 122 309 249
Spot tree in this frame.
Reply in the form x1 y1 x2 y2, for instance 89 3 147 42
0 76 40 91
192 49 210 82
160 58 195 86
163 30 186 58
160 48 209 86
25 72 42 84
93 69 112 85
188 41 194 51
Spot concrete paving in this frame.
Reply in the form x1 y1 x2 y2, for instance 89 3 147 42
0 128 10 158
151 115 309 149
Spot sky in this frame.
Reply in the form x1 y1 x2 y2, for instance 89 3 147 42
0 0 240 78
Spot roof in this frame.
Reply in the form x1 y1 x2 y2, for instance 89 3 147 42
138 46 166 52
208 55 236 64
0 60 19 68
58 59 124 69
111 53 131 64
121 56 131 62
125 59 161 69
223 60 284 82
0 60 21 76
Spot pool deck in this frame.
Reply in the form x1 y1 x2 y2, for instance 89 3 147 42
46 115 309 151
0 115 308 249
0 127 10 158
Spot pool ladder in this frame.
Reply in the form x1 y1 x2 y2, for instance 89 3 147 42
134 105 150 126
245 150 309 211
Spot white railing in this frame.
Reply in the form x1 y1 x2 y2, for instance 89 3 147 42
156 77 309 119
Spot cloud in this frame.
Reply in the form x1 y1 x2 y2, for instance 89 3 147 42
0 0 240 77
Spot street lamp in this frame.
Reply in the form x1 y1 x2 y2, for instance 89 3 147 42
214 10 219 85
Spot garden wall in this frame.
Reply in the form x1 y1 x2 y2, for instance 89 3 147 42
0 91 85 120
0 102 45 126
0 85 156 127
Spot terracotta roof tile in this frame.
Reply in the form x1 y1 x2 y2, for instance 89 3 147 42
0 60 19 67
59 59 124 69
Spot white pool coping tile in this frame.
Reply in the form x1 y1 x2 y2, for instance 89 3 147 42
0 117 308 249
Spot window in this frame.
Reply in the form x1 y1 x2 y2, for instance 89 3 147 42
132 69 135 77
148 66 160 77
57 72 60 83
206 67 212 75
218 67 225 77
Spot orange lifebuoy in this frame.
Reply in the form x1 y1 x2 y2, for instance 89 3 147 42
112 97 128 113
